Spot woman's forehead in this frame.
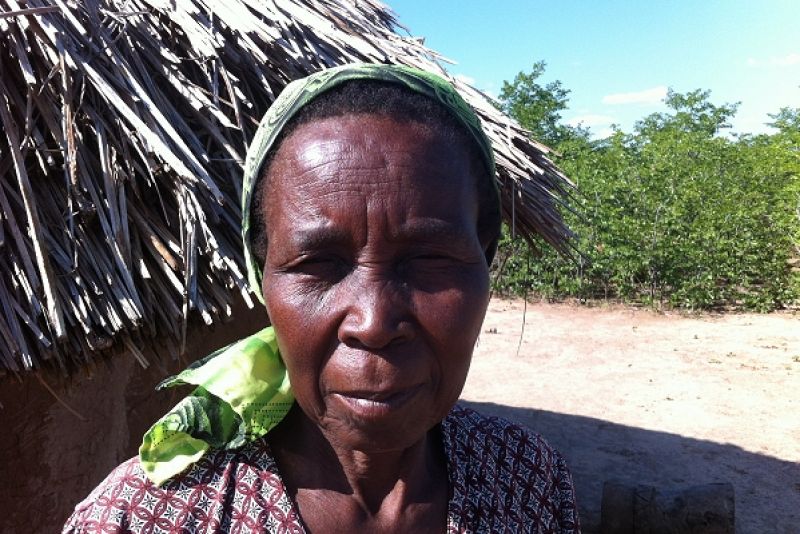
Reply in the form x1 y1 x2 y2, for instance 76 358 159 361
265 114 477 193
261 114 480 234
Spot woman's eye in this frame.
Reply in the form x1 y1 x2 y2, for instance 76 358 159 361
294 256 348 279
414 254 447 262
403 254 456 271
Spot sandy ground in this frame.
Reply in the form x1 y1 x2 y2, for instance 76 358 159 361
461 298 799 534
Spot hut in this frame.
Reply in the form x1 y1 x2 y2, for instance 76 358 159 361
0 1 573 530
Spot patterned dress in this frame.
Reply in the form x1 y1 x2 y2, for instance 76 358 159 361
64 405 580 533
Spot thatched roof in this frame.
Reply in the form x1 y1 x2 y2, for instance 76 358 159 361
0 0 574 376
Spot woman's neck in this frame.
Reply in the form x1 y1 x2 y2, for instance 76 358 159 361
328 433 439 513
267 405 448 531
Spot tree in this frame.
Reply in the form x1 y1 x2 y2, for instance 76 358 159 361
498 61 587 147
768 106 800 136
493 76 799 310
634 88 739 137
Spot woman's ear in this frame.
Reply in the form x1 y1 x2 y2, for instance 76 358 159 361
261 277 273 327
261 304 272 327
482 233 499 266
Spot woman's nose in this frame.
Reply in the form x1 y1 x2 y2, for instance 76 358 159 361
337 271 414 350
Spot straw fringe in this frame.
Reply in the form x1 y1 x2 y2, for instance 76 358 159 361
0 0 575 375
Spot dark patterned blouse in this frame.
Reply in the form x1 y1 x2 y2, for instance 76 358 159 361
64 405 579 533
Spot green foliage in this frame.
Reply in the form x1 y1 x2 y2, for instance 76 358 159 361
493 64 800 311
498 61 588 146
769 106 800 135
635 89 739 136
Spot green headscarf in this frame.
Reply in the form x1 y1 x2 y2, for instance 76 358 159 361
140 63 497 485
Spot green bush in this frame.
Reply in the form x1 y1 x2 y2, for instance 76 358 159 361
494 80 800 311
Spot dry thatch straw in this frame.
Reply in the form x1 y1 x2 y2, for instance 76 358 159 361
0 0 575 376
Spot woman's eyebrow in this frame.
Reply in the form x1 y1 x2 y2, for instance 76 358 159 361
290 226 352 250
395 220 474 245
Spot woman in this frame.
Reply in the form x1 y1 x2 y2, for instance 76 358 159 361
65 64 579 533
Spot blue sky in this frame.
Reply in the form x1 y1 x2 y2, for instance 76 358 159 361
387 0 800 138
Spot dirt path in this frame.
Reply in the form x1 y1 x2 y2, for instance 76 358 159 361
461 298 799 533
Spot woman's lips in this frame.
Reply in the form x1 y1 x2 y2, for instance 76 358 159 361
333 385 422 418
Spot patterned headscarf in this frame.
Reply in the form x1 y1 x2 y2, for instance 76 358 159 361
140 64 496 485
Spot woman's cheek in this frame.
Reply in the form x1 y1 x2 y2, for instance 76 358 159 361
266 275 333 322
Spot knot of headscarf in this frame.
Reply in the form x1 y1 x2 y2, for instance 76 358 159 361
140 63 496 485
139 327 292 485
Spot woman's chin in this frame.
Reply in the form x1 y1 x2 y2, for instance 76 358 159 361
320 388 443 452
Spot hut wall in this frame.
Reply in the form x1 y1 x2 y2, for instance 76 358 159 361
0 300 267 533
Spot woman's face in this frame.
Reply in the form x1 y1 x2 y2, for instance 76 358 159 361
260 114 490 452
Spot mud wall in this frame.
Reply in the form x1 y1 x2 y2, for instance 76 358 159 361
0 302 267 533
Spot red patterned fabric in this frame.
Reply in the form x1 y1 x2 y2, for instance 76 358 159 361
65 405 579 533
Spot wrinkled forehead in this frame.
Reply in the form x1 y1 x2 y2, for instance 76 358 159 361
278 117 476 210
264 113 479 194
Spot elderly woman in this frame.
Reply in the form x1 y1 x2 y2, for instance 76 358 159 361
65 64 579 533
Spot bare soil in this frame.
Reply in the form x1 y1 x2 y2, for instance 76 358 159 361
462 298 800 534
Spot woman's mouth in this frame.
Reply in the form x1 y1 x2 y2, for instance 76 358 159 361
333 385 422 418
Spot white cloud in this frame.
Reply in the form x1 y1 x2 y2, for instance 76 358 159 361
594 127 616 139
482 88 498 101
566 114 616 127
745 53 800 68
565 114 618 140
452 74 498 100
602 85 668 105
771 52 800 66
453 73 476 86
